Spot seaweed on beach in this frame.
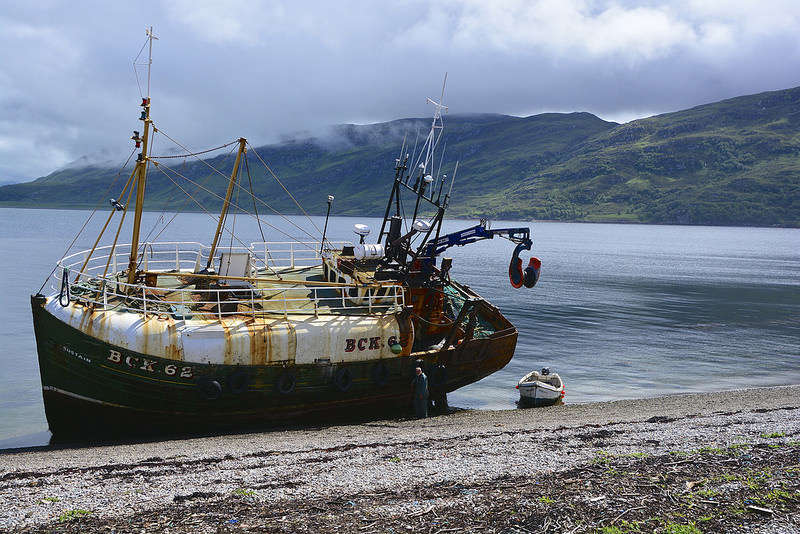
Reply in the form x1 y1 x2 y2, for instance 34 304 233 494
18 443 800 534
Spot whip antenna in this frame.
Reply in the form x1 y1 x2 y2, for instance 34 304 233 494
145 26 158 98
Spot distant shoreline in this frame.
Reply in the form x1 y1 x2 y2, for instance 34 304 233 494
0 204 797 229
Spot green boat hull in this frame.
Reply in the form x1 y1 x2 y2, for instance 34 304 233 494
31 296 517 437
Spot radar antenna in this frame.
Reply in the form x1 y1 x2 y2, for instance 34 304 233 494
421 73 448 176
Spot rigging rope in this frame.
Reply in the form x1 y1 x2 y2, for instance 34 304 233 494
139 212 166 251
244 152 265 242
228 162 242 255
247 142 322 234
118 147 137 173
75 164 139 282
146 126 346 278
137 133 238 262
100 169 138 281
36 147 136 295
148 202 189 244
145 154 204 246
154 127 237 184
138 129 168 246
131 36 149 100
153 163 297 273
242 152 282 277
155 163 258 250
150 139 240 159
153 126 321 244
228 170 319 242
151 127 319 250
398 187 408 234
152 161 319 250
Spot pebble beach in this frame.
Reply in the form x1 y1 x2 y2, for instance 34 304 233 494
1 385 798 533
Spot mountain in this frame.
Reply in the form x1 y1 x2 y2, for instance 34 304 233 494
494 87 800 225
1 87 799 227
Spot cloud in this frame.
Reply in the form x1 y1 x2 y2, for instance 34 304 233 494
1 0 800 182
450 1 696 62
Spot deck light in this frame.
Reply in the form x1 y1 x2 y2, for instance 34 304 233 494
412 219 430 232
353 224 371 244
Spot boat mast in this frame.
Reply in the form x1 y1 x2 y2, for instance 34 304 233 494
126 26 158 285
377 76 450 265
206 137 248 271
410 76 447 229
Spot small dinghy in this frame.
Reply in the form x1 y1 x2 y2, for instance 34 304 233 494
516 367 564 407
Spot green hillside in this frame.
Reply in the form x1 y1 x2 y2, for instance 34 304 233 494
491 87 800 225
2 87 799 227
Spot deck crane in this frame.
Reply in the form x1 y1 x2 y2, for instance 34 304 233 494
421 220 541 289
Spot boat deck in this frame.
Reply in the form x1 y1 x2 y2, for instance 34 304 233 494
69 264 404 321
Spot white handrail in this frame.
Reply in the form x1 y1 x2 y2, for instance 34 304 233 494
52 241 404 318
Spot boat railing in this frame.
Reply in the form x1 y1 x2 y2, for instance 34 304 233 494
250 241 347 269
56 241 349 276
52 241 403 319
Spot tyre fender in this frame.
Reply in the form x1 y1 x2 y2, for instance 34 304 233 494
276 370 296 394
227 370 250 394
198 377 222 400
334 367 353 392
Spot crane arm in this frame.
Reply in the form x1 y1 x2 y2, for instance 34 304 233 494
423 224 531 257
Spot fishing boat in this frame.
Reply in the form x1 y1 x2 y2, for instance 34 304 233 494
30 29 542 437
516 368 564 407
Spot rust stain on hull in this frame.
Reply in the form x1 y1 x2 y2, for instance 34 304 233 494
220 318 233 365
286 320 297 364
263 321 273 364
247 318 268 366
164 320 182 361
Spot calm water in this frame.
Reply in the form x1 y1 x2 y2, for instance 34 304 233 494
1 207 798 447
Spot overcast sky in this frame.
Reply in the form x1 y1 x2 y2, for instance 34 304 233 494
2 0 800 182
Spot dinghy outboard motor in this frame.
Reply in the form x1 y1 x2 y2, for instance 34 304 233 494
509 241 541 288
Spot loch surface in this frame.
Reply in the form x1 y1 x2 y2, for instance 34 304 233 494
1 207 798 447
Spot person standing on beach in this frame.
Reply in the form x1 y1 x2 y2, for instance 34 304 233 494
412 367 429 418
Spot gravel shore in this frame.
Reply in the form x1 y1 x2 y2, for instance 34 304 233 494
1 386 798 533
